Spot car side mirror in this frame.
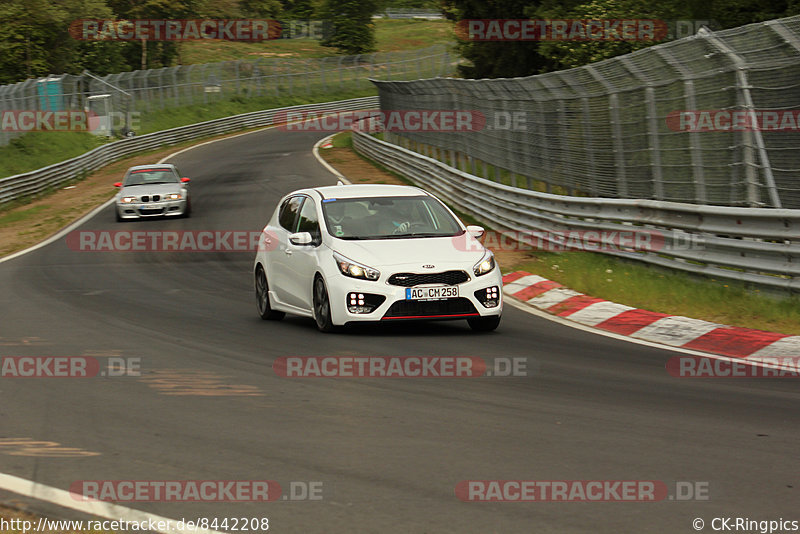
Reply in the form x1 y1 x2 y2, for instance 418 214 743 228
467 225 484 238
289 232 313 246
181 177 190 183
114 182 122 188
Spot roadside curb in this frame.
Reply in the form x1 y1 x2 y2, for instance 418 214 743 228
502 271 800 359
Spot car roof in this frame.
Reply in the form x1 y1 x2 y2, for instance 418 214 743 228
309 184 429 200
126 164 177 172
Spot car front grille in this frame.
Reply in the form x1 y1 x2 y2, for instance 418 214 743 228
387 270 469 287
382 297 479 320
138 207 165 215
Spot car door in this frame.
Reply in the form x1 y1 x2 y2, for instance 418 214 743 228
283 195 323 310
269 195 304 306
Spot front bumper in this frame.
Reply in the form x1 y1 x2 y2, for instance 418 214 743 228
327 269 503 326
117 199 187 219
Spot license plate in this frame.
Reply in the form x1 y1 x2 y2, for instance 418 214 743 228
405 286 459 300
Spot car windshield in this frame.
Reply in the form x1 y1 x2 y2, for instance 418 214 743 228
321 195 463 240
123 169 179 186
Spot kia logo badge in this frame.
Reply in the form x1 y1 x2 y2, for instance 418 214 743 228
422 264 435 269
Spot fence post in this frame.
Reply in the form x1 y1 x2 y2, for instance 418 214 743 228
585 65 628 198
620 57 664 200
654 47 707 204
699 26 781 208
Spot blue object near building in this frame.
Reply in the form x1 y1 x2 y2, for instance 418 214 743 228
37 76 64 111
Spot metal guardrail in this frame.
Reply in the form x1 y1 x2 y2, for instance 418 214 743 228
352 125 800 291
374 9 444 19
0 96 378 206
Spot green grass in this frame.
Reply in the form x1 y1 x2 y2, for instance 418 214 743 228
136 88 377 134
330 131 353 148
0 89 377 183
514 251 800 335
177 19 454 63
0 204 50 225
0 133 103 179
374 19 454 51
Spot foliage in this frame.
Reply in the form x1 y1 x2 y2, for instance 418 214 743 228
319 0 379 54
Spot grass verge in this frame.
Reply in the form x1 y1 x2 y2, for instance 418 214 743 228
320 131 800 335
178 19 454 63
0 89 377 180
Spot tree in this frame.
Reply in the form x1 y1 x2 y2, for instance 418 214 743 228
527 0 681 72
279 0 316 18
106 0 203 69
239 0 283 17
443 0 551 78
0 0 125 83
319 0 378 54
444 0 798 79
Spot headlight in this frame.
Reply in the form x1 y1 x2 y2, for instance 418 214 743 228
120 196 136 203
473 252 496 276
165 193 181 200
334 252 380 281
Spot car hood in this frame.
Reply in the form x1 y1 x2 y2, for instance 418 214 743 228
120 183 183 195
328 233 488 271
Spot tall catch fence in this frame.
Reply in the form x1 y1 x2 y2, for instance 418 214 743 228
373 17 800 209
0 44 454 146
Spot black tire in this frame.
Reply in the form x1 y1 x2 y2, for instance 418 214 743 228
115 209 122 222
467 315 501 332
313 276 336 333
183 198 192 218
255 266 285 320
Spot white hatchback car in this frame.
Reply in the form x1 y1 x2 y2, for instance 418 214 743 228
253 184 502 332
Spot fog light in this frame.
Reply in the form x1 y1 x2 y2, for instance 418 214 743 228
347 292 386 314
474 286 500 308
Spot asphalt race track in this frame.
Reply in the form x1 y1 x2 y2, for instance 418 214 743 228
1 128 798 533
